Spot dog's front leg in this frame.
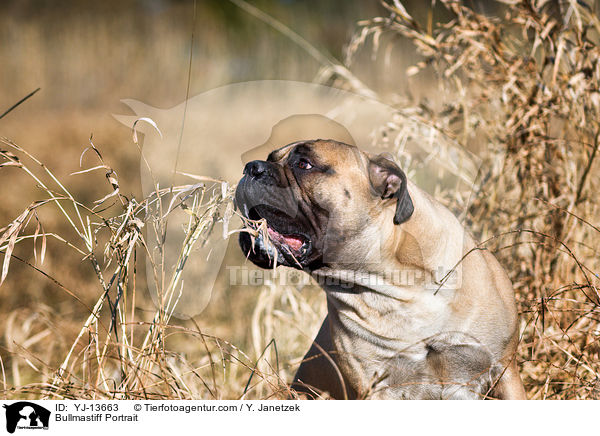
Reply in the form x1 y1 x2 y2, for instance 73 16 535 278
491 360 527 399
291 315 355 399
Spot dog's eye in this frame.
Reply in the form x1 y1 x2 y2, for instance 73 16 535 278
297 158 313 170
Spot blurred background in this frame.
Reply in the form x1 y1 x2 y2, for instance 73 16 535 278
2 0 600 399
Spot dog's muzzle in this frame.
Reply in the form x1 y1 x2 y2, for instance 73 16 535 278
235 160 316 269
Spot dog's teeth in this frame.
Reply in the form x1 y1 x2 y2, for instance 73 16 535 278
243 204 249 217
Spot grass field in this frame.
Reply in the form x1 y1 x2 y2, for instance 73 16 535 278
1 0 599 400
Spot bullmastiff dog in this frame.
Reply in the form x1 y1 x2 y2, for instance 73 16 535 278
234 139 526 400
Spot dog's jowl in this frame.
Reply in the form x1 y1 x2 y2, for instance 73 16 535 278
235 139 526 400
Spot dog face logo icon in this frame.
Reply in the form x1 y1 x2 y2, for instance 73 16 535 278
3 402 50 433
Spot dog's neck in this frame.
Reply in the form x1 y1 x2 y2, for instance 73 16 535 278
311 181 467 315
391 182 467 278
310 183 468 357
323 182 467 288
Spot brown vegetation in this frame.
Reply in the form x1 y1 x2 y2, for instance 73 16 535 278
1 0 599 400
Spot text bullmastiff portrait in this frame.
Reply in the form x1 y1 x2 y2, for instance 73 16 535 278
235 139 526 400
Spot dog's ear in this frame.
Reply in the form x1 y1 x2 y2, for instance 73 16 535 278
368 154 414 224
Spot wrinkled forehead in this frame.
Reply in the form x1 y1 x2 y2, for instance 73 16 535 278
266 140 308 161
267 139 366 168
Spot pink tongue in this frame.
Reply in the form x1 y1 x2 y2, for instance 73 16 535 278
267 227 304 252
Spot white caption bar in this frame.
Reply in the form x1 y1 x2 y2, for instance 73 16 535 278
0 400 596 435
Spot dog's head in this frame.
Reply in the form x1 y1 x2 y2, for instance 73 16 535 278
235 139 413 270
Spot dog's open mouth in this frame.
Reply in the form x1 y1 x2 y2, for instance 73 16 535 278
266 226 306 253
246 206 310 258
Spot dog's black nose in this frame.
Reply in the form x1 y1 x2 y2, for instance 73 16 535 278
244 160 271 179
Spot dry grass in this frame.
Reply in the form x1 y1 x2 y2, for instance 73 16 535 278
1 0 600 400
0 133 327 399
